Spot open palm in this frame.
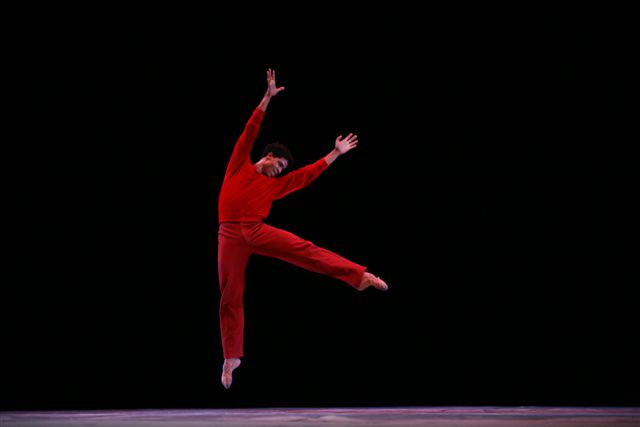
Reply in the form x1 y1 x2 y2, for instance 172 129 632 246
335 133 358 154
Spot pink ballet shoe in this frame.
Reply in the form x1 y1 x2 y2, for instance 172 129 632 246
358 272 388 291
221 358 241 389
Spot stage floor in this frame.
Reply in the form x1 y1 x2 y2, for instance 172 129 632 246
2 406 639 426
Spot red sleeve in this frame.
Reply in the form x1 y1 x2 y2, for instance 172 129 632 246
274 158 329 199
223 108 265 180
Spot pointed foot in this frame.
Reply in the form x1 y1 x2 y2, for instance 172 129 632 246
358 272 388 291
221 357 241 389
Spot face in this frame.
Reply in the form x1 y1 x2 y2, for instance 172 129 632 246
263 153 288 177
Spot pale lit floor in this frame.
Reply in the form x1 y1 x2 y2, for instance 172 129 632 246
2 407 640 427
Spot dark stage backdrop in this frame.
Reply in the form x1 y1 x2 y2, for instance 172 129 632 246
7 6 637 410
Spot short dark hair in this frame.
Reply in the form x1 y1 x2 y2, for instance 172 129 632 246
262 142 294 171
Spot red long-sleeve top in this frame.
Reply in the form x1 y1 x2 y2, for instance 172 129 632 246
218 108 329 223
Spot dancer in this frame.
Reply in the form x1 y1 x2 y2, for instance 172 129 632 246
217 69 388 389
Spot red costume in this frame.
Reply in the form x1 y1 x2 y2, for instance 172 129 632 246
217 107 367 358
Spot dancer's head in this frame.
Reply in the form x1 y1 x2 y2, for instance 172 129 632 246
256 142 294 177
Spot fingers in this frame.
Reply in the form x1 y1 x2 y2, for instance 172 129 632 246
347 133 358 149
337 133 358 143
344 133 358 145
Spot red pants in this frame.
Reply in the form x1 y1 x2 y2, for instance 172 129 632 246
217 221 367 359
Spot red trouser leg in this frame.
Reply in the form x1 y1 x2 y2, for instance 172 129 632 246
245 222 367 287
218 223 251 359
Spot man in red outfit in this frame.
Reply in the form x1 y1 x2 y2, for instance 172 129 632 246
217 69 388 389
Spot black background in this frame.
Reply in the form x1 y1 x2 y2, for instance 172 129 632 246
7 5 637 410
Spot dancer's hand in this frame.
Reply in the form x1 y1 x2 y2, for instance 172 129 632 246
335 133 358 155
266 68 285 98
